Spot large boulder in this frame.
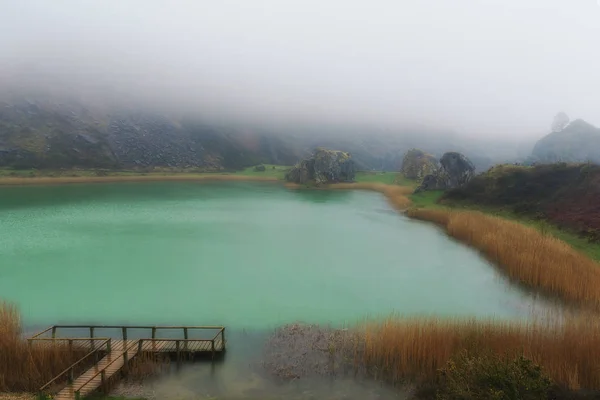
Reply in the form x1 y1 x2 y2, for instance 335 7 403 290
439 152 476 188
415 152 475 193
286 148 356 185
400 148 438 180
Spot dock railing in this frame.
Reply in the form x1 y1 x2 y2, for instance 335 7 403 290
73 340 140 400
30 325 225 345
36 338 112 400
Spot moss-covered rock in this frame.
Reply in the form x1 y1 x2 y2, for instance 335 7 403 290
401 148 438 181
415 152 475 193
285 147 356 185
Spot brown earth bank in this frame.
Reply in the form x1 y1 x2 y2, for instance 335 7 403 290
441 163 600 242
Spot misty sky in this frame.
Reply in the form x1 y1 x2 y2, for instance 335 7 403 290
1 0 599 137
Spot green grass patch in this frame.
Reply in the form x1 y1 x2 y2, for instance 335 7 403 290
235 164 290 179
355 171 415 186
409 190 445 208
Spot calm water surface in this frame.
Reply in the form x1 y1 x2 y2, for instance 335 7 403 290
0 181 545 399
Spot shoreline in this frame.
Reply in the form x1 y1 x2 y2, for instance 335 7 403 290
0 174 280 186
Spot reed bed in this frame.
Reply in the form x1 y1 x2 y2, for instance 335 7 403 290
358 314 600 391
407 208 600 311
0 302 83 392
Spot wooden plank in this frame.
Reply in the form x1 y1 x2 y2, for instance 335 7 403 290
55 340 140 400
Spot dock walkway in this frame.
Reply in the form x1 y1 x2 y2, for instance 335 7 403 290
28 325 226 400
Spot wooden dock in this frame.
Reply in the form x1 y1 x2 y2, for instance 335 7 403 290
28 325 226 400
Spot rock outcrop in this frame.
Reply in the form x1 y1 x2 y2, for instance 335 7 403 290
400 148 438 180
0 98 300 170
531 119 600 164
285 148 356 185
415 152 475 193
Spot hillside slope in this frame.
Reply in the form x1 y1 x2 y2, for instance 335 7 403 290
442 163 600 241
0 97 300 170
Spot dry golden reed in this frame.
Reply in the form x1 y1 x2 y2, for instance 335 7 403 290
358 314 600 390
407 209 600 311
0 302 83 392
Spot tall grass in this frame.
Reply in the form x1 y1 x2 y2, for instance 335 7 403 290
358 314 600 390
0 302 83 392
407 208 600 311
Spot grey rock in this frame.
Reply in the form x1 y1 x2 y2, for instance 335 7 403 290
286 148 356 185
439 151 475 188
415 151 475 193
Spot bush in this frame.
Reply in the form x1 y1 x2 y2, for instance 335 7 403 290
254 164 266 172
435 351 552 400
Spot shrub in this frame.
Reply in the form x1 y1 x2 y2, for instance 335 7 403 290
435 351 552 400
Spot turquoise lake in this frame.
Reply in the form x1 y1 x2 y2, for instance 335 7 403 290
0 181 543 330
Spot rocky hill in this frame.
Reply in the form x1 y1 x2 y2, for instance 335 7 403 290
530 119 600 164
0 93 527 172
0 97 300 170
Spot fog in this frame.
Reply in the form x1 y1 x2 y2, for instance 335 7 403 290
1 0 599 137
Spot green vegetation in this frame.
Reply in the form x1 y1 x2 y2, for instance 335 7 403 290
434 351 552 400
354 171 414 186
409 192 600 262
235 164 290 179
408 163 600 262
410 190 445 209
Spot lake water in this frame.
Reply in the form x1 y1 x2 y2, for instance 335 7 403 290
0 181 546 399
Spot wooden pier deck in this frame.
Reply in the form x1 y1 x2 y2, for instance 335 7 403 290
28 325 226 400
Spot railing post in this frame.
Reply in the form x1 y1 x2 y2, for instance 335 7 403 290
90 327 95 350
184 327 188 351
222 327 226 350
211 339 215 359
68 367 74 384
122 327 127 347
101 370 106 394
138 339 143 354
69 339 73 355
152 327 156 339
107 338 112 352
51 326 56 339
176 340 181 367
